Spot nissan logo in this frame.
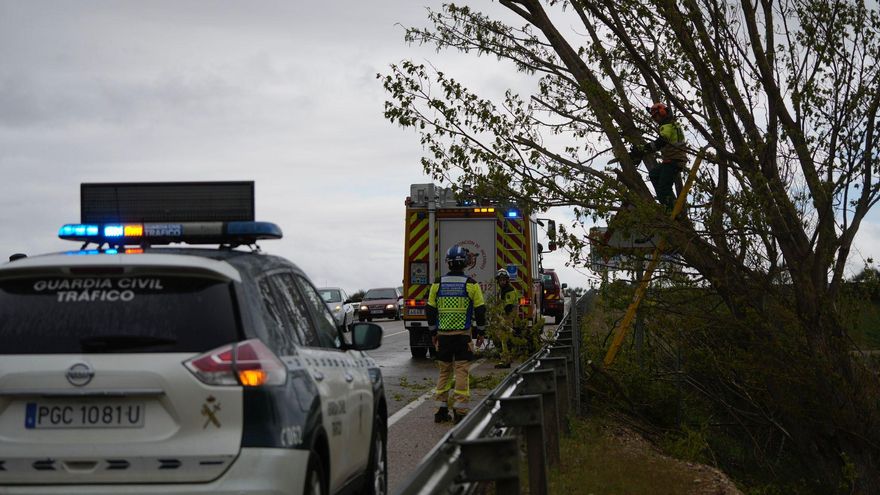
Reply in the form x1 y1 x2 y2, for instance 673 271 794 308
66 363 95 387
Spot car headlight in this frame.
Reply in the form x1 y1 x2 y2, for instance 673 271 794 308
334 305 342 312
385 304 395 309
360 305 368 311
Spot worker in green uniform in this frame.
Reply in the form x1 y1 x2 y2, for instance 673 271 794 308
642 102 688 209
493 268 519 369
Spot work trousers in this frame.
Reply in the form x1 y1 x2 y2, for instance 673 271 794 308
496 316 514 364
433 334 474 413
648 160 685 209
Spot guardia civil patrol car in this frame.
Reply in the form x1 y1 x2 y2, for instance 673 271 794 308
0 182 387 495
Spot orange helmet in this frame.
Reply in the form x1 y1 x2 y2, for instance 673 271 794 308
648 102 670 121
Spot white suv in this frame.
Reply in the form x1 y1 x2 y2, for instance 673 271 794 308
0 216 387 494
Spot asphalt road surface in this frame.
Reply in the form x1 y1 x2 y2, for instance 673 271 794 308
367 318 529 493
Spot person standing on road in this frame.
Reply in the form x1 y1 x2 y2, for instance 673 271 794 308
492 269 519 369
427 245 487 424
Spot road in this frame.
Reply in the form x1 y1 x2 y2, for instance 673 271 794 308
366 319 501 493
368 317 560 493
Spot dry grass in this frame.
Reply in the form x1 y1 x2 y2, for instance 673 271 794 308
547 414 742 495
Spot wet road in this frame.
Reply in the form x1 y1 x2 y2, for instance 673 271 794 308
367 319 512 493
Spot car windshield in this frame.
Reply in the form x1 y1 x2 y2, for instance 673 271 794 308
0 274 239 354
363 288 397 300
319 289 342 303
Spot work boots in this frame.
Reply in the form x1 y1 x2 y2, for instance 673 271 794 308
434 407 451 423
453 410 467 425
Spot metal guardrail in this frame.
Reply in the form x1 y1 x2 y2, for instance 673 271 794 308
394 291 594 495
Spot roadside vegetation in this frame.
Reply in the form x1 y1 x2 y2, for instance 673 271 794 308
549 412 741 495
571 271 880 494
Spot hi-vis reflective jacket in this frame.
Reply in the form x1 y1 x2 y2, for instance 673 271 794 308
426 272 486 336
657 120 687 163
499 284 519 315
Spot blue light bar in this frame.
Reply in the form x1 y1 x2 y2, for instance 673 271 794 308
59 220 283 246
226 221 283 239
59 224 100 237
506 209 520 218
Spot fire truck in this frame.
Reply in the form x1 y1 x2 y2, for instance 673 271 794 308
401 183 552 358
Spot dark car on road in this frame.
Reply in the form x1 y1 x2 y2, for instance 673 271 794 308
358 287 402 321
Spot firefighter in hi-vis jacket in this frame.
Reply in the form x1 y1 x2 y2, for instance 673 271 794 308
427 245 487 424
493 268 519 369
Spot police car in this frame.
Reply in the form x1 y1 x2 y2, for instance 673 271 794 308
0 182 388 495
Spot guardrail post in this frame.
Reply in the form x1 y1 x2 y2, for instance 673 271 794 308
519 369 560 466
545 348 574 409
540 355 571 436
498 395 548 495
455 437 521 494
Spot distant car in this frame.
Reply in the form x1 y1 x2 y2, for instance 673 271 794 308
358 287 402 321
318 287 354 332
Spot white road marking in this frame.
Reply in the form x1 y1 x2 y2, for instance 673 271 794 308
387 359 484 427
384 330 408 338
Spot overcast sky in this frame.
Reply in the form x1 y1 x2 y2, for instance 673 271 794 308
1 1 877 295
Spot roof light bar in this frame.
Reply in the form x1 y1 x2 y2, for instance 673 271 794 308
58 220 282 246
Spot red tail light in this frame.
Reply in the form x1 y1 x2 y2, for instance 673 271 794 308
183 339 286 387
406 299 427 307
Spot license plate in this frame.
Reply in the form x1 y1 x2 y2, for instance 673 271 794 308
408 308 425 316
370 310 383 314
25 401 145 429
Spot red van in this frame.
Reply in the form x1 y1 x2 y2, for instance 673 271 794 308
540 268 566 323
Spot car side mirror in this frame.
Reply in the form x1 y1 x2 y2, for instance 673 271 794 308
348 322 382 350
